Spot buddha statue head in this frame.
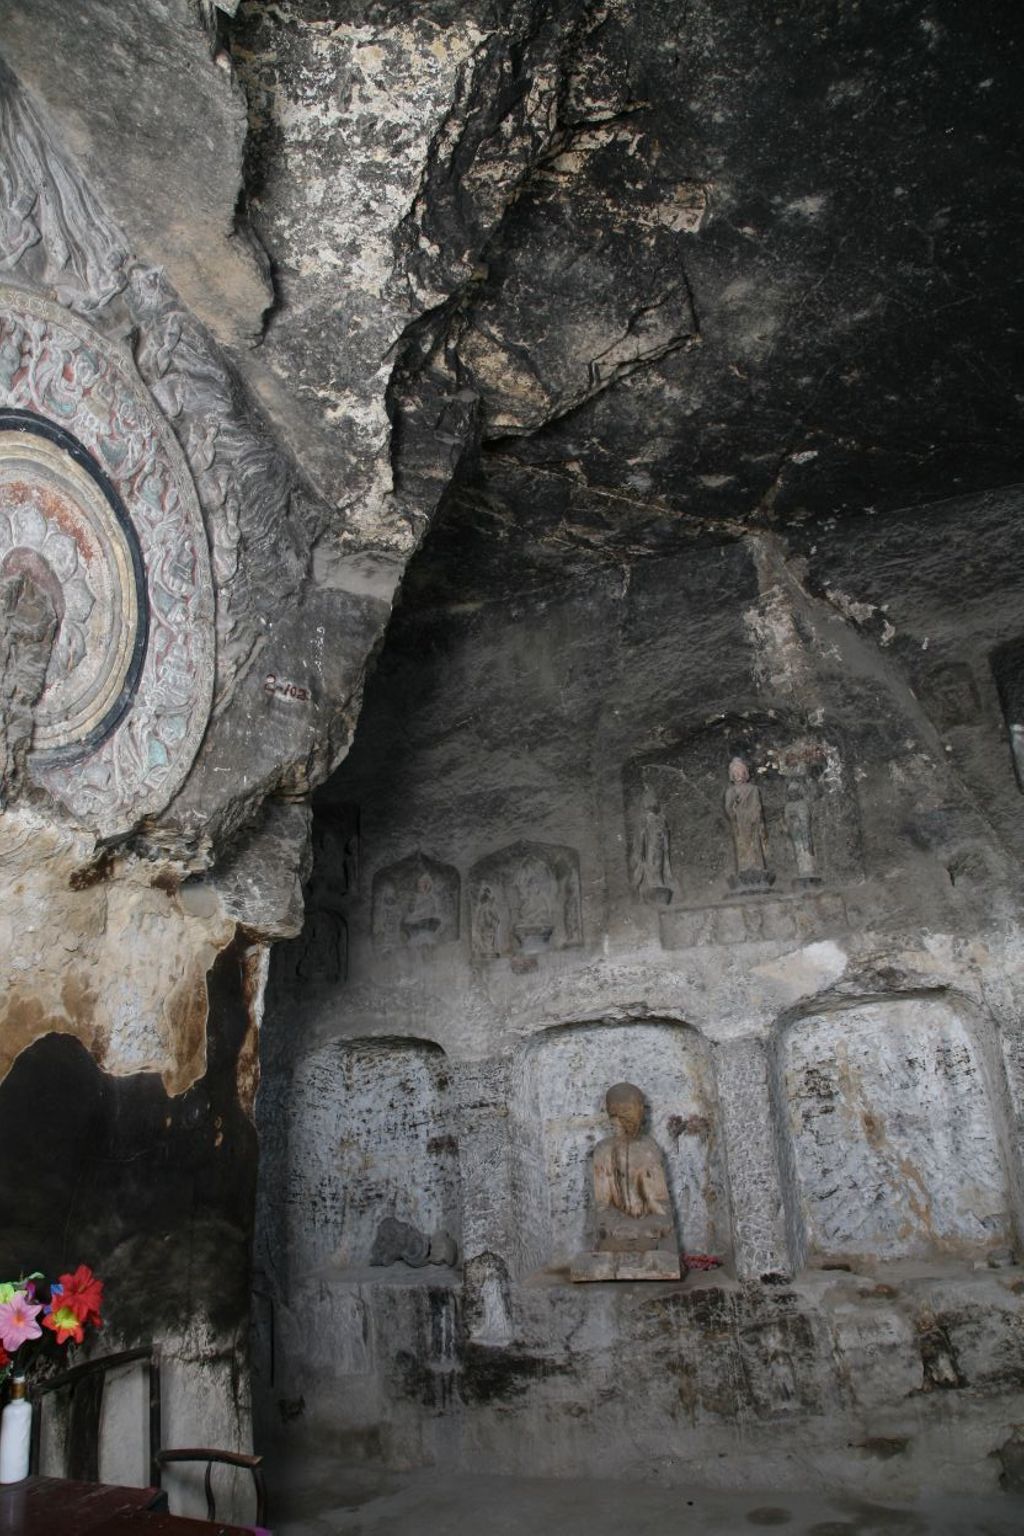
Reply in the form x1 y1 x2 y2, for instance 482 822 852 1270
605 1081 646 1139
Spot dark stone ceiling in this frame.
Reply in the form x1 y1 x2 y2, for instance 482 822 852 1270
390 0 1024 604
5 0 1021 611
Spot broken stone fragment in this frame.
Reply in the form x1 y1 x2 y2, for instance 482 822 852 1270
369 1216 457 1269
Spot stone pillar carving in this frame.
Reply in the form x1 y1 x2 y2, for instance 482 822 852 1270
717 1036 794 1280
455 1058 516 1344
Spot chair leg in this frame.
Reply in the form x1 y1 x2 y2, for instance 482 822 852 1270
253 1465 268 1528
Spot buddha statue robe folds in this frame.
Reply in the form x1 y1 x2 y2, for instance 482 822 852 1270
571 1082 681 1282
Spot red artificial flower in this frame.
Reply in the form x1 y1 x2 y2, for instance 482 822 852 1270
0 1345 9 1369
54 1265 103 1328
43 1305 85 1346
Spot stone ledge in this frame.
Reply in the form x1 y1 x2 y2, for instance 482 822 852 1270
569 1249 682 1283
660 890 849 949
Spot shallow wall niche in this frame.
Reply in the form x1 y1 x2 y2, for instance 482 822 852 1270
779 996 1018 1266
511 1020 730 1275
283 1037 460 1280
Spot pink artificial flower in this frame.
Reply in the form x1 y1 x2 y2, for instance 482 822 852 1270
0 1292 43 1352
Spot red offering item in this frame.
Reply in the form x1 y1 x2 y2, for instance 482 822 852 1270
683 1253 723 1270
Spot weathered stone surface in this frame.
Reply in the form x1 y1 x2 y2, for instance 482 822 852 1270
0 0 271 347
257 1263 1024 1493
192 799 313 942
782 996 1020 1267
717 1038 792 1282
0 808 234 1095
257 469 1024 1492
370 1217 457 1269
276 1036 461 1279
3 0 1024 1515
569 1249 680 1283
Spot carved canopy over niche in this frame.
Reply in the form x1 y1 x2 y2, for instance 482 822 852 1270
0 287 214 835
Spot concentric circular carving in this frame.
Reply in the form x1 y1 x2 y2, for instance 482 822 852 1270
0 287 214 834
0 412 147 756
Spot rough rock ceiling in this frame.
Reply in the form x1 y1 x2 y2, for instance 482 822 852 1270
238 0 1023 603
394 0 1024 600
5 0 1022 608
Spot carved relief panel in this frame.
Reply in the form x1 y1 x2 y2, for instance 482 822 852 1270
0 288 214 833
468 841 582 959
371 851 460 952
625 716 862 946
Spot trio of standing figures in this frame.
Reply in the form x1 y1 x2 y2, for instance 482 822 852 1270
633 753 820 903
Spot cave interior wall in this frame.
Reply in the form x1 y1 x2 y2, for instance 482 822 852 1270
256 483 1024 1493
0 0 1022 1510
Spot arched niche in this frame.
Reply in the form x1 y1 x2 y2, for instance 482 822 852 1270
776 994 1020 1267
510 1019 730 1276
283 1036 460 1280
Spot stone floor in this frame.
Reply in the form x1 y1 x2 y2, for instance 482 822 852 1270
268 1464 1024 1535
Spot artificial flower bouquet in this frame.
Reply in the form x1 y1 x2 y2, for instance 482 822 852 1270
0 1265 104 1386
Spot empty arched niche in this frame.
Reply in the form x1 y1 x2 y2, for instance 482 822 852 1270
511 1019 730 1276
778 995 1019 1266
284 1036 460 1280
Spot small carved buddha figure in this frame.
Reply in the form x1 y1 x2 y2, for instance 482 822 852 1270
593 1082 676 1250
571 1083 681 1281
513 856 556 951
401 871 441 944
472 882 502 957
633 791 674 905
724 755 774 890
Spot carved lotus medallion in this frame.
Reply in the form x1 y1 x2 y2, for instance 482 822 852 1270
0 287 214 834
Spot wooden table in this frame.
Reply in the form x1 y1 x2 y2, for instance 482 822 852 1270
0 1478 258 1534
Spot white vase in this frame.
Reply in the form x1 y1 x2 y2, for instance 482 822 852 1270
0 1378 31 1484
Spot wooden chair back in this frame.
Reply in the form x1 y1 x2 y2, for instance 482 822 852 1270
28 1345 161 1487
27 1346 267 1528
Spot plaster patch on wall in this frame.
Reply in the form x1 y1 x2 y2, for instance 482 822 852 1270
782 996 1014 1264
753 939 849 1003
